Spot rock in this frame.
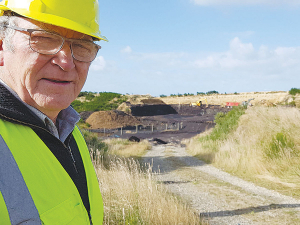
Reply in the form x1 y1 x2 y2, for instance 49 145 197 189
128 136 140 142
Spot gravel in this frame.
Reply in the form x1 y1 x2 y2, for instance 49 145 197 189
142 144 300 225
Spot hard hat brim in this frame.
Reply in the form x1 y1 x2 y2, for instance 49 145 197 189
0 6 108 41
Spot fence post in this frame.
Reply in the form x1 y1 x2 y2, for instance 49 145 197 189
152 124 154 132
136 125 138 133
165 123 168 131
177 122 180 130
104 128 105 134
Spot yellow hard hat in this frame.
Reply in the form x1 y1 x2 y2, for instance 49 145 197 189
0 0 107 41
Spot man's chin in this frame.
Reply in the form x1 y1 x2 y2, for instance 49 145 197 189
34 98 73 116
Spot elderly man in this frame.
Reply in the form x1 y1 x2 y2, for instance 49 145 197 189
0 0 106 224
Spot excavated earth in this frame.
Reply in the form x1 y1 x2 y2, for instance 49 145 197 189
83 103 231 143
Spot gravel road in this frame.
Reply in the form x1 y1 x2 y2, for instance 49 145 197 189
142 144 300 225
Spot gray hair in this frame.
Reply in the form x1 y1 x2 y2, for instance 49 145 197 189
0 11 19 51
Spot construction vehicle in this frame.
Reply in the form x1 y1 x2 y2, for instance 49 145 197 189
190 98 208 107
241 98 254 107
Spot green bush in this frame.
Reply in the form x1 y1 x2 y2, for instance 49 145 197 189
85 92 96 101
72 92 127 112
206 90 219 95
78 91 97 97
202 106 246 142
289 88 300 96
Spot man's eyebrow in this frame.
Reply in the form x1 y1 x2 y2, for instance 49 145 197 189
39 25 93 41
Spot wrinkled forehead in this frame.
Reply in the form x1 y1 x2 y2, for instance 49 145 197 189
16 17 93 41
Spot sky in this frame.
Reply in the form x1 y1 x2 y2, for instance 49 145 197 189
84 0 300 97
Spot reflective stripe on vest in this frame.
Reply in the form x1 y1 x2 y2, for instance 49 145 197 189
0 135 41 224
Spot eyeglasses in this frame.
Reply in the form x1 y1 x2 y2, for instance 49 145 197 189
1 25 101 62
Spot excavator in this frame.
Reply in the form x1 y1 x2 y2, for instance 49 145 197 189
190 98 208 107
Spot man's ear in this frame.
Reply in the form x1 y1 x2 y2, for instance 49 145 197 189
0 39 4 66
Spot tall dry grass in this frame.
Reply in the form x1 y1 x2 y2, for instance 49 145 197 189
186 106 300 196
84 135 201 224
95 157 201 224
103 138 151 158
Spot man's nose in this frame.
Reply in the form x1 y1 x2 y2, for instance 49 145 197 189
52 42 75 71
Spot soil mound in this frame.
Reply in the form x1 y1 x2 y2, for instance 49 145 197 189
86 110 140 129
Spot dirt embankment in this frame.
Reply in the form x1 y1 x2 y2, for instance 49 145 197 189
86 110 140 129
157 92 295 107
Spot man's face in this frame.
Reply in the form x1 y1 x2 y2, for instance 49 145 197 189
0 17 92 120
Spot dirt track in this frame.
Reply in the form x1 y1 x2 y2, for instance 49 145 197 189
143 144 300 225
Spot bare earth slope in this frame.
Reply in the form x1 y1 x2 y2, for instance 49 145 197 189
143 144 300 225
157 92 291 106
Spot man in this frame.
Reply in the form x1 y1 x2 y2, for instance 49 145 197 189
0 0 107 224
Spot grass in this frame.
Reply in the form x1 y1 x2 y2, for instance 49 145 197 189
103 138 151 159
184 106 245 163
82 130 201 224
186 106 300 197
95 158 201 224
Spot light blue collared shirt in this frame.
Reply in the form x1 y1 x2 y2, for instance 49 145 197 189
0 79 80 142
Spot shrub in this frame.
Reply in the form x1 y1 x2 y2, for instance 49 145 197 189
209 106 246 141
206 90 219 95
289 88 300 95
72 92 127 113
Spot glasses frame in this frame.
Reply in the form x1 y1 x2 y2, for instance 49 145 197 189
1 24 101 62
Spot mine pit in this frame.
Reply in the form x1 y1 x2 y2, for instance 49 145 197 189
84 103 231 144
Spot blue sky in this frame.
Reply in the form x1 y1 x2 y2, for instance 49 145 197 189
84 0 300 96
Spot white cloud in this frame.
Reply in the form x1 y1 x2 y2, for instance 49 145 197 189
121 46 132 54
191 0 300 6
229 37 254 58
90 56 106 71
117 38 300 75
193 37 300 73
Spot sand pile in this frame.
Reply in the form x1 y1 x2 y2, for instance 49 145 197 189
86 110 140 129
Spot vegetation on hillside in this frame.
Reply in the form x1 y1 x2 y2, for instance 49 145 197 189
289 88 300 96
185 106 246 160
186 106 300 197
72 91 127 112
168 90 219 97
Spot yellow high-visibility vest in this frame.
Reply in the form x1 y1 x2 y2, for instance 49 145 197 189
0 119 103 224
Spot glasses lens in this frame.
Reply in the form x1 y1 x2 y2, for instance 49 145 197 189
30 31 63 55
71 40 100 62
